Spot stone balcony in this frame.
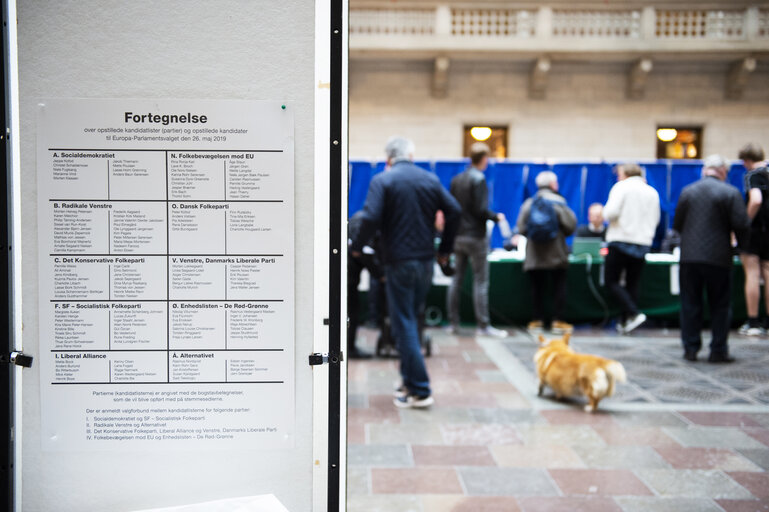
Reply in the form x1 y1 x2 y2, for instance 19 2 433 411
350 4 769 59
349 3 769 98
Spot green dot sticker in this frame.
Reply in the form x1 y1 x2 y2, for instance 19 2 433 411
281 105 286 110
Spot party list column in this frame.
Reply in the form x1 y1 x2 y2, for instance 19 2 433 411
167 151 291 385
45 150 169 384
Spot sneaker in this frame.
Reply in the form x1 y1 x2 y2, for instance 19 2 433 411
615 321 626 334
476 326 508 338
527 320 544 331
623 313 647 334
393 394 434 409
393 384 408 399
551 320 574 334
739 322 766 337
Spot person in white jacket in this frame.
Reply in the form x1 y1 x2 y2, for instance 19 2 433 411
603 163 661 334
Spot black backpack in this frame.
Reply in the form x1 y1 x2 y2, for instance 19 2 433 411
527 196 559 242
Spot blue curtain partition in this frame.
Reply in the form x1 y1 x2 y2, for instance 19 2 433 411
347 158 749 250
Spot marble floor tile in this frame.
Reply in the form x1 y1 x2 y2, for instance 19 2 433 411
371 468 462 495
614 497 722 512
368 424 444 445
347 494 422 512
348 444 413 467
411 445 495 466
548 469 653 496
518 425 607 448
518 497 624 512
441 423 522 446
736 449 769 470
680 412 763 428
727 472 769 499
715 499 769 512
591 425 681 448
635 469 754 499
654 446 762 471
662 427 767 450
571 445 671 470
346 467 370 496
421 495 521 512
490 444 585 469
459 467 560 496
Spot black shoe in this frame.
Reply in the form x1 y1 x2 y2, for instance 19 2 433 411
439 260 455 276
707 354 735 364
348 347 373 360
683 351 697 362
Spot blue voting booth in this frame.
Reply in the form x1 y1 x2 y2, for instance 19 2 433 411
348 159 749 249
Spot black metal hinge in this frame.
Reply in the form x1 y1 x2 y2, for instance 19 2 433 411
308 352 344 366
8 352 33 368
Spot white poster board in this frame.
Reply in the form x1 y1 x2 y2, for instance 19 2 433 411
16 1 336 511
37 99 295 451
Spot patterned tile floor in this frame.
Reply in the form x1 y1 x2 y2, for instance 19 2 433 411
503 329 769 406
346 326 769 512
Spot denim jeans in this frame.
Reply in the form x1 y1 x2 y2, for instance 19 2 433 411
448 235 490 328
385 258 433 396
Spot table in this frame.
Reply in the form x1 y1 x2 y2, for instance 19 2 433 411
360 253 758 327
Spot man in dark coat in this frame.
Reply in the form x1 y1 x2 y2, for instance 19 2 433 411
352 136 461 408
447 142 507 338
674 155 750 363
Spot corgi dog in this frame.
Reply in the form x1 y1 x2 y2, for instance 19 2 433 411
534 333 627 412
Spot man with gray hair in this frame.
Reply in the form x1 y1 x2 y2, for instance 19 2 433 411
352 136 461 408
447 142 507 338
674 155 749 362
516 171 577 333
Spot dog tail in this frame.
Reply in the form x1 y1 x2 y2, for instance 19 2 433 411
603 361 627 397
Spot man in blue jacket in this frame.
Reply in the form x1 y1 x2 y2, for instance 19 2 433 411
352 137 461 408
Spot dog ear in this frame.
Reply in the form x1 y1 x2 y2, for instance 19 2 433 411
562 332 571 345
537 334 546 344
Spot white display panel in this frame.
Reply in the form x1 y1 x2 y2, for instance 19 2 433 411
37 99 295 451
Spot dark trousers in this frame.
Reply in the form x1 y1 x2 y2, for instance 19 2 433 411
528 268 568 323
680 262 732 357
347 256 365 352
604 247 645 320
448 236 491 328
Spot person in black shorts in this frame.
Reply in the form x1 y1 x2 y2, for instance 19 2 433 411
737 143 769 336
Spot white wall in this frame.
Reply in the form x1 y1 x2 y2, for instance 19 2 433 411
349 59 769 161
18 1 317 511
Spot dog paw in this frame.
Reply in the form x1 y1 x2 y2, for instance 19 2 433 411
584 404 595 413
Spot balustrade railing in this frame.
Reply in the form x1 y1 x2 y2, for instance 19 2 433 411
759 8 769 38
552 10 642 38
451 8 536 37
349 8 434 36
655 9 744 39
350 5 763 42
